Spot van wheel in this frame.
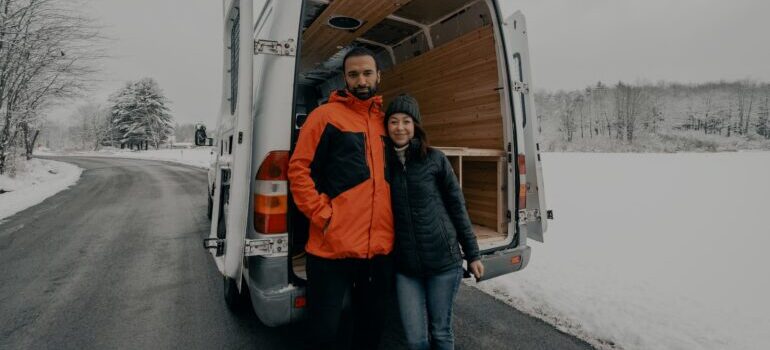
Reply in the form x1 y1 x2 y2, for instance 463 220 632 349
223 276 248 311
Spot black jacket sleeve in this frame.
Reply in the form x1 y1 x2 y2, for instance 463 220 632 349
436 152 481 263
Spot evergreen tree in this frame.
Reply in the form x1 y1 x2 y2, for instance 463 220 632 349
108 78 173 150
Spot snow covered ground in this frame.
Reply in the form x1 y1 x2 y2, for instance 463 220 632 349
0 158 82 221
7 149 769 349
1 148 210 222
39 147 213 169
474 152 770 350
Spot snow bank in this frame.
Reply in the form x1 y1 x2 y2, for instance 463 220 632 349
475 152 770 350
0 158 82 221
39 147 213 169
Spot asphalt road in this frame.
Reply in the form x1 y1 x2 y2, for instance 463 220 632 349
0 156 593 350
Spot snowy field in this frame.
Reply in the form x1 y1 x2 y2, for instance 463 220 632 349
0 158 82 221
475 152 770 350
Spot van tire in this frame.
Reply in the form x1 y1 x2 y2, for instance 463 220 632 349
223 276 248 311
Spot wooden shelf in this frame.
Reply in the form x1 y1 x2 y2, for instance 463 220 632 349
434 147 508 238
435 147 505 157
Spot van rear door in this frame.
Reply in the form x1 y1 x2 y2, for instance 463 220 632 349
205 0 256 283
501 10 549 242
470 7 549 281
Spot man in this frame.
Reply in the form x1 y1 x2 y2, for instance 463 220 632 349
288 47 394 350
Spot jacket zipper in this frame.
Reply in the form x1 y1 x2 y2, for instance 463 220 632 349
366 103 375 259
401 153 424 275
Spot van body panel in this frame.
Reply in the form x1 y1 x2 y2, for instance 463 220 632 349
244 0 303 321
223 0 256 285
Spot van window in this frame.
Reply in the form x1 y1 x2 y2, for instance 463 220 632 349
229 9 240 115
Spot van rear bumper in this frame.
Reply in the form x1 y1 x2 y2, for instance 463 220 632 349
475 245 531 282
248 283 306 327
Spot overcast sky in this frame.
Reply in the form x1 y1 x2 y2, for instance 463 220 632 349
55 0 770 126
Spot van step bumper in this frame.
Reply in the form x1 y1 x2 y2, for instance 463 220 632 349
473 245 531 282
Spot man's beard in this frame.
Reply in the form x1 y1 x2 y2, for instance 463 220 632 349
348 84 378 100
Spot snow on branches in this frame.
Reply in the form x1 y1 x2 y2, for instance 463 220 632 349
108 78 174 150
0 0 101 174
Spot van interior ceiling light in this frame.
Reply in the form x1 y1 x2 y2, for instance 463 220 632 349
327 15 363 31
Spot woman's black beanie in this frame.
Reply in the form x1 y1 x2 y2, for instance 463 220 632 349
385 93 421 124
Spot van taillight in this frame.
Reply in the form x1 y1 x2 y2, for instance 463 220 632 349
254 151 289 234
518 154 527 209
294 296 306 308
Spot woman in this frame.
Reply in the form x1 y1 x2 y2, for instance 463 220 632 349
385 94 485 350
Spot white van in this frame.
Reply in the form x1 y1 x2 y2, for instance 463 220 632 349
204 0 551 327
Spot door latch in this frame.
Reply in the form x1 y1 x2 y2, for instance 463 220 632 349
517 209 541 223
512 81 529 94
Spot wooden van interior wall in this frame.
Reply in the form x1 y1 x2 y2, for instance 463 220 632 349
379 26 507 238
379 26 502 149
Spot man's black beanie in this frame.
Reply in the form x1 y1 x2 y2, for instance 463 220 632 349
385 94 421 124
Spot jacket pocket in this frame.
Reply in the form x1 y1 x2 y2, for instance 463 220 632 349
316 124 371 199
439 219 459 261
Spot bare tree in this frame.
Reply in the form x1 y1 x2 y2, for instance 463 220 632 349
614 82 646 143
0 0 100 173
68 102 109 150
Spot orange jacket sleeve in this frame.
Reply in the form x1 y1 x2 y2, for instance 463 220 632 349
288 111 332 229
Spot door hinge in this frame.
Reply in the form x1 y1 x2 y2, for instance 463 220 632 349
203 238 225 256
254 39 296 56
244 237 288 257
518 209 541 224
512 81 529 94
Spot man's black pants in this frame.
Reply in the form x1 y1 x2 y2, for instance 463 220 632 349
305 253 394 350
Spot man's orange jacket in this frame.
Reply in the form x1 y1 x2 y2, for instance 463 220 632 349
288 90 394 259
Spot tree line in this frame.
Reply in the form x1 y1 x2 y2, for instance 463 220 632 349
536 80 770 152
47 77 175 151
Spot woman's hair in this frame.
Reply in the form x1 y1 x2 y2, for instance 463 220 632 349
413 122 430 159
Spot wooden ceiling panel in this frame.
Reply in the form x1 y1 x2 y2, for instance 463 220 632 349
301 0 413 71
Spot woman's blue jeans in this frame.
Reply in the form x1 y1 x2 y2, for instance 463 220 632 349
395 266 462 350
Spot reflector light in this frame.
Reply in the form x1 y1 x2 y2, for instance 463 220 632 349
254 194 288 214
294 296 307 308
254 213 287 233
511 255 522 265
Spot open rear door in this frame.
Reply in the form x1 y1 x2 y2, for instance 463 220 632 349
501 10 549 242
205 0 256 285
469 7 548 282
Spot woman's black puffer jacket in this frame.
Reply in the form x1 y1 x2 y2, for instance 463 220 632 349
387 138 481 276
